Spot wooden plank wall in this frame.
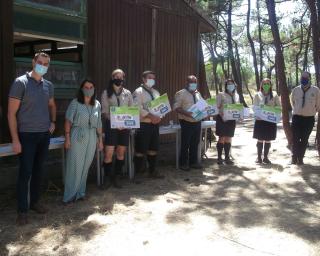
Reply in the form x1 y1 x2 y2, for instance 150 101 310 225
155 9 199 125
87 0 209 142
87 0 152 96
0 0 14 143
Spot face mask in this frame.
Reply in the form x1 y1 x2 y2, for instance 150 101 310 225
262 83 271 92
188 83 197 91
34 64 48 76
301 78 309 87
82 88 95 97
227 84 235 93
146 79 155 88
112 79 124 87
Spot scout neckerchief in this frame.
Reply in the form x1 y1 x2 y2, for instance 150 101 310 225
301 85 310 108
226 92 235 104
141 85 154 100
114 88 123 107
185 88 197 104
264 92 269 105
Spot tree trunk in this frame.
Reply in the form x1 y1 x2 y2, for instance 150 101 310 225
220 57 227 80
303 22 311 71
227 57 230 77
234 40 243 85
227 0 248 107
275 60 280 94
266 0 293 146
295 17 305 87
212 59 219 95
267 65 275 80
306 0 320 156
247 0 260 90
306 0 320 86
257 0 264 80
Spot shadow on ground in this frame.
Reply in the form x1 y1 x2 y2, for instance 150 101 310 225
1 120 320 255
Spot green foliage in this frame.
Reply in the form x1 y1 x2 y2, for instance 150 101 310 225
198 0 314 89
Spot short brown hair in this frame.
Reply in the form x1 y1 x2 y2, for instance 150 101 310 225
142 70 156 78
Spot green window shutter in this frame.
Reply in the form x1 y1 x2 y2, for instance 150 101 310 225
15 58 83 99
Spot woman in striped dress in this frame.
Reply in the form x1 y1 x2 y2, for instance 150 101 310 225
63 79 103 204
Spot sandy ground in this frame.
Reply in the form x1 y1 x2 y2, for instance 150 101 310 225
1 120 320 256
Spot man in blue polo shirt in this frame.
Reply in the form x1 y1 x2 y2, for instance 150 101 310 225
8 52 56 226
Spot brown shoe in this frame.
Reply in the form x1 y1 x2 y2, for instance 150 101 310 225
16 213 28 226
30 203 48 214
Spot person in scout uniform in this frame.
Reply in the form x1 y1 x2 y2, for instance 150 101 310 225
8 52 56 225
173 75 204 171
101 69 133 188
63 79 103 203
216 79 240 165
290 71 320 165
132 70 164 178
253 78 281 164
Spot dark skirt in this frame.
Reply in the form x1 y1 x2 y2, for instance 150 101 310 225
253 120 277 141
215 115 236 137
105 120 130 146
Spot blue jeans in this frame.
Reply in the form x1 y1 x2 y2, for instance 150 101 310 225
17 132 50 213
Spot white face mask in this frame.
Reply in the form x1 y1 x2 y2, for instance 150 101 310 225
227 84 235 93
146 79 155 88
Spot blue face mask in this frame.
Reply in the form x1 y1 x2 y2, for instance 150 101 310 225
82 88 95 97
227 84 235 93
301 78 309 86
34 64 48 76
189 83 197 91
146 79 155 88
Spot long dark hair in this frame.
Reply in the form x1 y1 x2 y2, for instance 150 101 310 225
224 78 237 94
107 69 125 98
260 78 273 99
77 78 96 106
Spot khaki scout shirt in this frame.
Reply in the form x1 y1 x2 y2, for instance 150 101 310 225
132 85 160 123
291 85 320 116
253 91 281 107
173 88 204 123
101 88 133 119
216 92 240 115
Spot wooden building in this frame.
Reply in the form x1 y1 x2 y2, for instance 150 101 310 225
0 0 215 143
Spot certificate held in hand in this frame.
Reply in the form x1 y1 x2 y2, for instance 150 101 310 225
188 99 209 121
206 98 218 116
146 93 171 118
110 106 140 129
223 104 244 121
253 105 282 124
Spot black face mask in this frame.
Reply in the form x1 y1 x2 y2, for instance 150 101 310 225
112 79 124 87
